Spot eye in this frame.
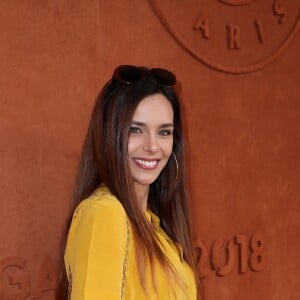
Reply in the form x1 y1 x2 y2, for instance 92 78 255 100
159 129 173 136
129 126 142 134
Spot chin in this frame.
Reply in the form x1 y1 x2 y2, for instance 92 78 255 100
133 175 159 186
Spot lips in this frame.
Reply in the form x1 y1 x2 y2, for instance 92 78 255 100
133 158 160 170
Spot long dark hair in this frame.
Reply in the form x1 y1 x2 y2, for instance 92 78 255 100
56 70 196 298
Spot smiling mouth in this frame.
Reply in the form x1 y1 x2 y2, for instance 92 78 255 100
133 158 160 169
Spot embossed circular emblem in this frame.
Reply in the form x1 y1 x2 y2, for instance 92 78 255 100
148 0 299 73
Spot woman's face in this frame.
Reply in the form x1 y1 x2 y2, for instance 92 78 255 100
128 93 174 193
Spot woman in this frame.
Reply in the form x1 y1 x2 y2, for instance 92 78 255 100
57 65 198 299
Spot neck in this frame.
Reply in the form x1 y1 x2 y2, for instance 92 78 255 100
134 183 149 211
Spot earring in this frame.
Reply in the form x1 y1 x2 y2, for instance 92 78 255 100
171 152 179 185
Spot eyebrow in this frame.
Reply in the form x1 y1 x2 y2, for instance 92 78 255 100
131 121 174 128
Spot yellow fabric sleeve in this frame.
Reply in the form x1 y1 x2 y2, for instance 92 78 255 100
65 196 128 299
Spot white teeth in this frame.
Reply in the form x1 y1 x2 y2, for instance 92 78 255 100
135 159 157 167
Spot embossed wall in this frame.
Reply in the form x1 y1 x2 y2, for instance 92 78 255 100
0 1 299 299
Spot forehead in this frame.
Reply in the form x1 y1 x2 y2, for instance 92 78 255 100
132 93 174 123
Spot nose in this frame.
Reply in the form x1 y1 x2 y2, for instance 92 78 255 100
143 133 158 153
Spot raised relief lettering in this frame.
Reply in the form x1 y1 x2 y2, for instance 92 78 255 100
194 239 211 278
0 257 30 300
273 0 286 24
31 255 57 299
254 20 264 43
249 232 266 271
0 255 57 299
211 238 234 276
194 232 266 278
193 14 210 39
227 24 242 49
235 234 248 273
149 0 299 73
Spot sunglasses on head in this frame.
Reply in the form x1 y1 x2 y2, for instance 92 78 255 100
112 65 176 87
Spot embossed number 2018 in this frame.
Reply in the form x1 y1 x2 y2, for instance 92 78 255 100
194 232 266 278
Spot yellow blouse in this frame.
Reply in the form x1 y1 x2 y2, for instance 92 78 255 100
64 186 197 299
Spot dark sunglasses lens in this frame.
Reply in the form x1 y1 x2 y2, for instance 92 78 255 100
150 68 176 86
117 65 143 83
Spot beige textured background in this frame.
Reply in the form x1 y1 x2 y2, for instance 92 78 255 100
0 1 299 299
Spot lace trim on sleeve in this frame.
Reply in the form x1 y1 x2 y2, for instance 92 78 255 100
121 217 130 300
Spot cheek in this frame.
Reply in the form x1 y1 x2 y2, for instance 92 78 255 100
163 139 174 156
127 136 139 154
127 141 133 154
